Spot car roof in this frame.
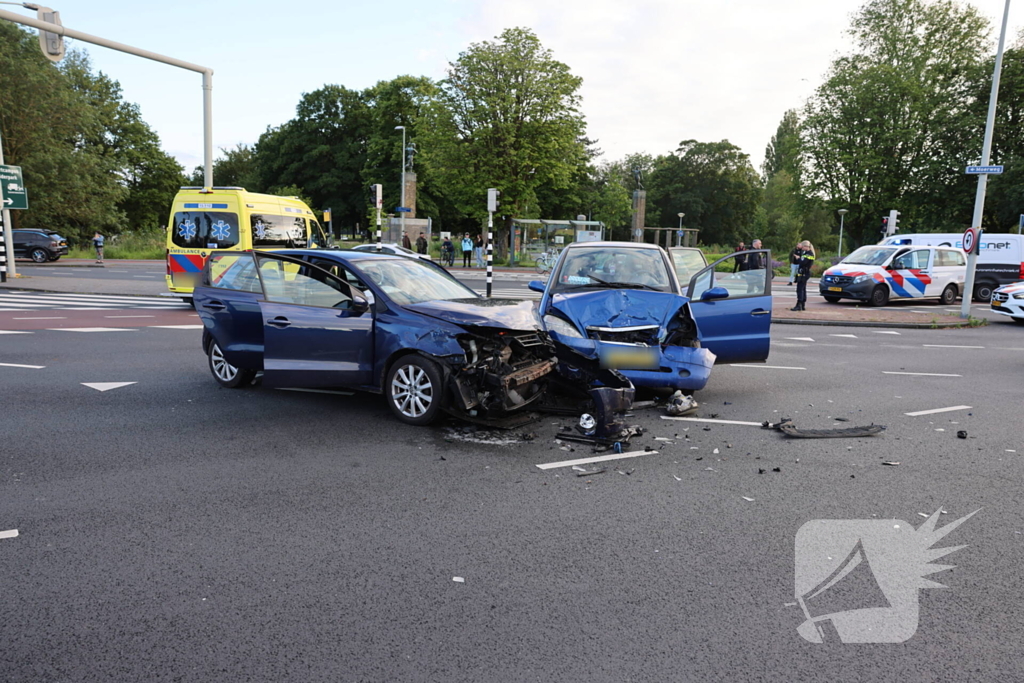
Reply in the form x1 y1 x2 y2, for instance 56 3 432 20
564 241 664 250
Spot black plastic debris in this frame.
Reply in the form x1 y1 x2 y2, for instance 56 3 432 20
762 418 886 439
772 467 781 472
758 468 766 474
882 461 900 466
957 430 968 439
835 417 849 422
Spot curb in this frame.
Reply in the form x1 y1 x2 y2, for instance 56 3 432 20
773 317 975 329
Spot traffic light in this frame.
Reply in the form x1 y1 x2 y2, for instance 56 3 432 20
368 184 382 209
887 209 900 235
881 217 888 233
487 188 500 213
36 7 65 63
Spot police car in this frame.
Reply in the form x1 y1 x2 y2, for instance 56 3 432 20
989 281 1024 323
820 245 966 307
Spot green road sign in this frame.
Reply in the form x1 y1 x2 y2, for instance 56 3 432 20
0 165 28 210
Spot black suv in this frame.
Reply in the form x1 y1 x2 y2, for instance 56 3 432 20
12 229 68 262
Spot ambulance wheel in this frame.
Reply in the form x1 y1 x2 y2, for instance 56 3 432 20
208 341 255 388
939 284 957 306
386 355 443 426
868 285 889 307
823 295 841 303
973 282 994 302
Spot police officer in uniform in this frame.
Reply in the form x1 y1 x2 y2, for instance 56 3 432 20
791 240 816 311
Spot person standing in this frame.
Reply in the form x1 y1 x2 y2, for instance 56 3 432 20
746 239 766 293
402 233 412 250
93 232 105 263
791 240 816 311
734 241 748 272
461 233 473 267
415 232 427 255
441 235 454 266
788 243 801 285
474 235 485 268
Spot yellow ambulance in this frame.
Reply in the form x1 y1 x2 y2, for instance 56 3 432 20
165 187 327 298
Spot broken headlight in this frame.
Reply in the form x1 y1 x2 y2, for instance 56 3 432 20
543 315 583 338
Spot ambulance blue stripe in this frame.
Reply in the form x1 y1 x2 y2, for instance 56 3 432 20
183 203 229 209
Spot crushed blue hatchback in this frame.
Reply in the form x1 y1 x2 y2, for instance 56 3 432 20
529 242 772 392
193 249 558 426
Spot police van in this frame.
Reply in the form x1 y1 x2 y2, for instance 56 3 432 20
880 233 1024 301
820 245 966 307
166 187 327 300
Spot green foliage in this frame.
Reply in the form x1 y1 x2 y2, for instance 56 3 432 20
762 109 803 186
188 143 259 190
68 229 165 260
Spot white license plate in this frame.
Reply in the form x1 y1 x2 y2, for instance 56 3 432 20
599 346 659 370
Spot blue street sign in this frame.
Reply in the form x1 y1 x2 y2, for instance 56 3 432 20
394 207 411 213
677 230 683 237
965 165 1004 174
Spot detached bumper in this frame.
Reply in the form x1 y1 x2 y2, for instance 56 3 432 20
550 333 716 391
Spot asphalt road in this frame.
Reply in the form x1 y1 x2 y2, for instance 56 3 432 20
1 294 1023 681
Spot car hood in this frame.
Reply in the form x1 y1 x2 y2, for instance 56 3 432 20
405 298 542 331
548 288 689 332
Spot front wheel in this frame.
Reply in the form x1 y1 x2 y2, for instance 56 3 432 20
823 295 841 303
973 281 995 302
386 355 443 426
30 248 48 263
868 285 889 307
208 341 256 388
939 284 957 306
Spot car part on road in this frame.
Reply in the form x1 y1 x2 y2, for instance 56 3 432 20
761 418 887 438
957 430 968 439
665 390 699 416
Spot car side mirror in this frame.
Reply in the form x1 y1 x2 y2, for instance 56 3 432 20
700 286 729 301
528 280 546 294
350 294 370 315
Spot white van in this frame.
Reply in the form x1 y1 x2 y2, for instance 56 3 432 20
880 233 1024 300
819 245 966 307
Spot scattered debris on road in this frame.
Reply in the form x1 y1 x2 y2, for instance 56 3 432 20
762 418 886 439
882 461 901 466
957 430 968 439
665 391 699 417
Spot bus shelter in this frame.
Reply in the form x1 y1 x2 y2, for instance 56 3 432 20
510 219 605 266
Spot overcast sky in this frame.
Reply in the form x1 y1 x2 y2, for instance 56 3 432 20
10 0 1020 174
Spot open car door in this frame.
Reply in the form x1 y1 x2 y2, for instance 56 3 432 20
686 249 772 364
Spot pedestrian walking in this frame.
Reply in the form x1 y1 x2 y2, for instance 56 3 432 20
474 235 485 268
415 232 427 255
788 243 801 285
93 232 105 263
402 233 412 250
461 233 473 267
791 240 816 311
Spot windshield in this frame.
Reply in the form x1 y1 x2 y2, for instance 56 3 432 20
552 246 673 293
352 257 477 305
841 246 897 266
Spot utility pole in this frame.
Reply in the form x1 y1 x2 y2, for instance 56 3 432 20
487 189 500 298
395 125 406 247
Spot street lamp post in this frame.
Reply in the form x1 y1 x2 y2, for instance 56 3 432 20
677 212 685 247
837 209 849 259
395 125 406 248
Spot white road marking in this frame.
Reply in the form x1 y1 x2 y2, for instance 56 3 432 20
0 362 45 369
82 382 137 392
52 327 138 332
13 316 66 320
276 387 355 396
922 344 984 349
785 337 815 342
874 331 902 335
728 364 806 370
905 405 972 417
104 315 155 318
0 529 18 540
148 325 204 330
830 334 858 338
0 330 32 334
536 449 660 470
883 371 962 377
660 416 764 426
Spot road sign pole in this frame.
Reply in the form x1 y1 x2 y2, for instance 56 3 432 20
0 127 16 279
962 0 1010 318
486 211 493 298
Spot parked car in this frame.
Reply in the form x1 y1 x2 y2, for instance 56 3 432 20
820 245 965 307
12 229 67 262
350 242 432 261
528 242 772 392
989 280 1024 323
193 249 557 426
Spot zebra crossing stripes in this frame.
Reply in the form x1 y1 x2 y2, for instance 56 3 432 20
0 291 190 311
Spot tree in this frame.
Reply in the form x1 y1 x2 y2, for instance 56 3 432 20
419 27 587 254
188 144 259 190
647 140 762 247
762 109 804 187
803 0 990 246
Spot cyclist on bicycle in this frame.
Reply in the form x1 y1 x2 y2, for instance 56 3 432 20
441 236 455 267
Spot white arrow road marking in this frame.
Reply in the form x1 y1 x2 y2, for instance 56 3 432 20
0 362 45 369
536 450 660 470
905 405 972 417
0 529 18 540
82 382 137 392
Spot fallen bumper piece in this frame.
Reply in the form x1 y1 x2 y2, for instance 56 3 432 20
762 419 887 438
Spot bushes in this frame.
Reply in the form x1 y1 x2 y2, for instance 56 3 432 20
68 230 165 260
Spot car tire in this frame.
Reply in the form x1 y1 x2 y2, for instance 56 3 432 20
939 284 958 306
868 285 889 307
823 295 841 303
386 355 443 426
30 248 49 263
208 340 256 388
973 281 994 302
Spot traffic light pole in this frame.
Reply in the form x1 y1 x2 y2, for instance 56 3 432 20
486 210 493 298
0 8 215 188
961 0 1010 319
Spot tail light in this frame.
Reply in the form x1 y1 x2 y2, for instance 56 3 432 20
1019 262 1023 279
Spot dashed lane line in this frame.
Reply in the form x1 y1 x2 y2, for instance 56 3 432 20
536 450 661 470
905 405 972 417
922 344 984 349
883 371 962 377
660 417 763 426
0 530 18 540
0 362 45 369
728 364 806 370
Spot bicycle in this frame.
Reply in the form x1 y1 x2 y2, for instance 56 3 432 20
535 250 558 274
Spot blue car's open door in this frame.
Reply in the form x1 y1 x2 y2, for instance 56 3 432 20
686 250 772 364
